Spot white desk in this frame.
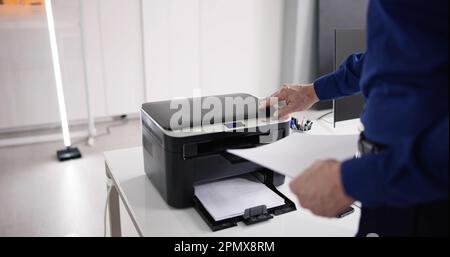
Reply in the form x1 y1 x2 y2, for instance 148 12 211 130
104 115 361 237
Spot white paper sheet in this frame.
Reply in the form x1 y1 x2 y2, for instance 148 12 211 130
194 175 286 221
227 133 359 179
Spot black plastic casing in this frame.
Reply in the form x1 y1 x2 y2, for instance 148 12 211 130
141 94 291 209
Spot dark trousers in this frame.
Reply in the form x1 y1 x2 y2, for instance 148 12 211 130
356 200 449 237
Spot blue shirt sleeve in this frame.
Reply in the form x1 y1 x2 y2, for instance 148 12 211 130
341 116 449 207
313 53 365 101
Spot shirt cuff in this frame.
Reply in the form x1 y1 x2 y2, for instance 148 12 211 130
313 73 341 101
341 154 385 207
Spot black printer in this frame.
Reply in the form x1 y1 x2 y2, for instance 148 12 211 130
141 93 296 231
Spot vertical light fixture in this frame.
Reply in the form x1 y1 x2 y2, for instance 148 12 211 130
45 0 81 161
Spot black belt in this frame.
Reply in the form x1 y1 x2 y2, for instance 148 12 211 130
358 132 386 155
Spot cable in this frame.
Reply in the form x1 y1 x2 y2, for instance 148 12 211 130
95 117 129 139
314 111 333 125
316 111 333 121
72 117 129 147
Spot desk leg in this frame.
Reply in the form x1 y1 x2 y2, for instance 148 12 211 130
106 164 122 237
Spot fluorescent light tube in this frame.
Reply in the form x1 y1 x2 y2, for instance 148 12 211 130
45 0 71 147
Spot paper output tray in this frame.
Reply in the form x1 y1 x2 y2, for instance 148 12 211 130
193 171 296 232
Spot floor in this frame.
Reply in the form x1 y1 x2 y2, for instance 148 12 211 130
0 118 142 236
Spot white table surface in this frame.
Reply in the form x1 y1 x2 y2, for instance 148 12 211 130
104 115 362 237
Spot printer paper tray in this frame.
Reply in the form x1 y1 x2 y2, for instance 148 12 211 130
193 172 296 232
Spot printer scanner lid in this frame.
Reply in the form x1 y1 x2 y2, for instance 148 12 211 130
142 93 268 131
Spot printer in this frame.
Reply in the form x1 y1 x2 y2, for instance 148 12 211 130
141 93 296 231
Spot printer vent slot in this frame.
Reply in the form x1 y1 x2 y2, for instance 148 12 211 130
183 133 265 159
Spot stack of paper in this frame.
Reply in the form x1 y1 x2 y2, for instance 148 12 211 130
194 175 286 221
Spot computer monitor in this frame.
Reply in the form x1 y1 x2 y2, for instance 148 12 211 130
314 0 368 110
333 29 366 126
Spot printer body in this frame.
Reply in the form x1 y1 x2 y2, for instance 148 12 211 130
141 93 296 230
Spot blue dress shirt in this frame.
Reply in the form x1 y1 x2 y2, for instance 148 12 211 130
313 0 449 207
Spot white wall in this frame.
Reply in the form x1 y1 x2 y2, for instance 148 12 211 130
199 0 284 97
95 0 144 115
0 5 61 128
141 0 201 101
142 0 285 101
0 0 145 130
281 0 317 84
59 0 145 117
0 0 316 130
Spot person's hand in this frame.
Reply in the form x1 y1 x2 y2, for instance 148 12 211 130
260 83 319 119
289 160 355 218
